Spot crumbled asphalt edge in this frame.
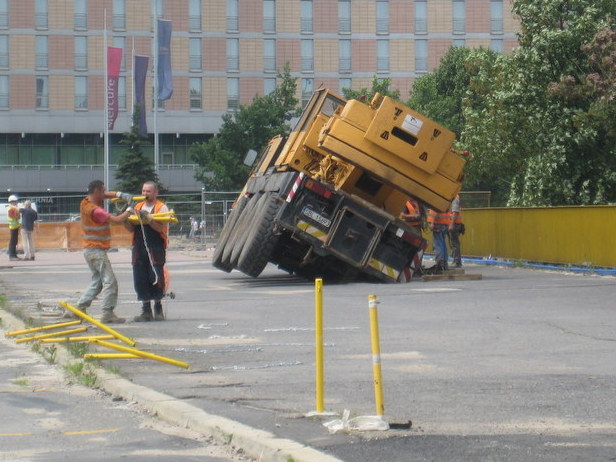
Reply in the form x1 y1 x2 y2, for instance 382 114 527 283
0 286 343 462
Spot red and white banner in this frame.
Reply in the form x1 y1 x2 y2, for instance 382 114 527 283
106 46 123 130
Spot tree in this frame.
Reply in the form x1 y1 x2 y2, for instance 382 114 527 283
342 76 401 102
115 106 164 194
461 0 616 206
190 64 299 191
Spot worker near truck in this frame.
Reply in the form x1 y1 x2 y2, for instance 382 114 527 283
448 194 464 268
6 195 21 261
427 207 451 272
19 200 38 261
400 197 425 277
125 181 169 322
66 180 133 324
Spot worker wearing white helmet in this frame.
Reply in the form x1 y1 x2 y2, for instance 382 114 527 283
6 195 21 261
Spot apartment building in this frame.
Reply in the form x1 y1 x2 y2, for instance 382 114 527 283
0 0 519 197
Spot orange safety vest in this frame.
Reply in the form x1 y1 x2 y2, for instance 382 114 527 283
134 200 169 249
7 205 20 230
80 197 111 249
403 200 422 227
426 209 451 226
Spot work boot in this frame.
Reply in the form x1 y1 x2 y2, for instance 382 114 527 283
134 303 153 322
153 301 165 321
101 310 126 324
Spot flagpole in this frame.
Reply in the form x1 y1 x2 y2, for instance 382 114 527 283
103 9 110 205
152 1 159 174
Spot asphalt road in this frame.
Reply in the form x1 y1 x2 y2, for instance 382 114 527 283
1 248 615 461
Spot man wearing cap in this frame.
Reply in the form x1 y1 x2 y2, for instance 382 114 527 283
6 195 21 261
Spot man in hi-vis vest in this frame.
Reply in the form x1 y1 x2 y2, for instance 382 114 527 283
6 195 21 261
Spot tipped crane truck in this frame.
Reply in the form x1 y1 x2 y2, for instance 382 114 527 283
213 89 467 283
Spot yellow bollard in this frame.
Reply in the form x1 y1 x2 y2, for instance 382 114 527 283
5 320 82 337
40 335 115 343
315 278 324 413
15 327 88 344
91 339 189 369
59 301 135 347
369 294 385 416
84 353 140 359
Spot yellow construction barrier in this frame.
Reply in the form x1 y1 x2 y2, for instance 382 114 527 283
15 327 88 344
368 294 385 417
90 339 189 369
59 301 136 347
4 320 82 337
40 335 115 343
84 353 140 359
315 278 325 414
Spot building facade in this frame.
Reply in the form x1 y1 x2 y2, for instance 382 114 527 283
0 0 519 197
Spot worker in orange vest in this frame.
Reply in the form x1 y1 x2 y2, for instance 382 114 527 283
448 194 464 268
427 207 451 272
400 197 424 277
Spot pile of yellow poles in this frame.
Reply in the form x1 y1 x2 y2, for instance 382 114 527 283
127 210 178 225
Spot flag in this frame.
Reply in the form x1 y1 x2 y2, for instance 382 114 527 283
106 47 122 130
157 19 173 101
134 55 149 135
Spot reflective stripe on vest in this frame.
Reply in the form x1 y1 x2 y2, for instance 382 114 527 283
80 197 111 249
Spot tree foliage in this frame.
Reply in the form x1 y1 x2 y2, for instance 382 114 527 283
115 106 164 194
190 64 299 191
342 76 401 102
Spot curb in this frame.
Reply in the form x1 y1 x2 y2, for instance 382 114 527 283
0 308 342 462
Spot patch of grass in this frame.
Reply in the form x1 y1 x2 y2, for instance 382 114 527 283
66 341 89 358
41 344 57 364
12 378 29 386
64 362 98 387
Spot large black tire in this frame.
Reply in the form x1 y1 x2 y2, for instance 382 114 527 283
222 192 262 270
237 192 282 278
212 196 248 272
229 192 265 268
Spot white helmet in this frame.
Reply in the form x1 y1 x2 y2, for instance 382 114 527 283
8 195 18 202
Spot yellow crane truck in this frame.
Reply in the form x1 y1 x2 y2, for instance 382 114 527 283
212 88 467 282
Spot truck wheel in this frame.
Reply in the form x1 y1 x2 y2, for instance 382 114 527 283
222 192 262 269
229 192 265 267
238 192 282 278
212 196 247 272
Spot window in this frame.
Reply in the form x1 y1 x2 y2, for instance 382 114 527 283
376 0 389 34
339 39 351 73
490 39 503 53
227 38 239 71
263 0 276 33
415 39 427 72
0 0 8 28
189 38 202 71
339 77 351 95
415 0 427 34
264 39 276 72
112 0 125 30
0 35 7 69
301 78 313 107
491 0 504 34
301 39 313 72
376 39 389 73
453 0 465 34
36 36 48 69
338 0 351 34
112 36 125 71
300 0 312 33
453 39 465 47
75 76 87 109
75 36 87 70
35 0 48 29
264 77 276 95
190 77 202 109
118 76 126 109
0 75 8 108
74 0 87 30
189 0 201 31
36 76 49 109
227 0 238 32
227 77 239 110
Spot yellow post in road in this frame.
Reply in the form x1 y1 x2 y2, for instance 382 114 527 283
315 278 324 413
369 294 385 416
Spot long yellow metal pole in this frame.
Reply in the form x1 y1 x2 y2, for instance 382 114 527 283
315 278 324 413
59 301 135 346
369 294 385 416
5 320 82 337
40 335 115 343
91 339 189 369
15 327 88 344
84 353 140 359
